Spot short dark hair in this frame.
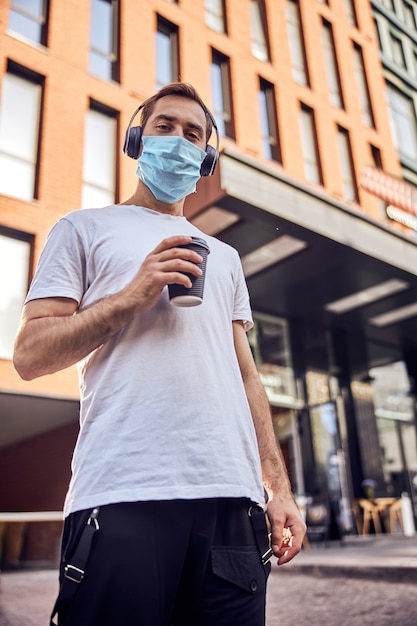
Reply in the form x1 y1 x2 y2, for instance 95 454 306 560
140 83 214 142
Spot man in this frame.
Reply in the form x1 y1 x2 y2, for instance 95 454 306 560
14 82 306 626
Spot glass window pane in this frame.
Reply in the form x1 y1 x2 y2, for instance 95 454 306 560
0 234 30 360
386 86 417 161
0 72 41 201
322 21 343 108
82 108 116 208
90 0 113 53
337 127 357 202
353 44 375 128
89 0 118 81
205 0 226 33
156 31 173 87
299 106 321 184
0 154 35 201
250 1 269 62
286 0 308 86
9 0 46 44
81 185 115 209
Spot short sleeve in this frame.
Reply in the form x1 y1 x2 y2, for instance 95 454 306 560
25 218 87 305
232 250 253 331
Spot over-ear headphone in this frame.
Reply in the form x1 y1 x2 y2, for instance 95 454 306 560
122 102 219 177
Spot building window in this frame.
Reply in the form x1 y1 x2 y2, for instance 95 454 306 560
82 103 117 209
353 43 375 128
258 78 281 162
386 84 417 162
322 20 344 109
89 0 119 82
155 17 179 90
250 1 270 62
205 0 226 33
381 0 395 11
403 2 417 30
370 144 387 219
337 126 357 202
299 104 322 185
286 0 309 86
8 0 48 45
0 67 42 202
211 49 234 139
390 33 407 69
373 18 383 53
0 228 32 360
343 0 358 27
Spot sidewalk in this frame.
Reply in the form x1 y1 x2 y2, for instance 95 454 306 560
0 534 416 625
283 533 417 582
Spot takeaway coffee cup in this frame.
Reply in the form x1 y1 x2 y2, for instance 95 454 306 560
169 237 210 307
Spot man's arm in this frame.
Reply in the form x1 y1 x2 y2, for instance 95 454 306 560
233 320 306 565
14 235 203 380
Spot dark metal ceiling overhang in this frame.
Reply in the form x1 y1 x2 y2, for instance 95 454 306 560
185 148 417 373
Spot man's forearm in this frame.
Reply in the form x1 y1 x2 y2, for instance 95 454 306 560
13 292 138 380
243 369 293 498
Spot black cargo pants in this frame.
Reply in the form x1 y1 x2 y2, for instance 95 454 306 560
55 498 271 626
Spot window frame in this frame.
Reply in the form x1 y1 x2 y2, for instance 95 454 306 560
88 0 120 83
0 62 43 202
155 15 180 90
0 226 33 361
81 100 119 209
210 49 235 139
8 0 49 46
337 125 358 202
258 77 281 163
299 103 322 185
286 0 309 87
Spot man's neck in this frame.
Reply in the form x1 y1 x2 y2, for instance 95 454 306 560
121 180 185 216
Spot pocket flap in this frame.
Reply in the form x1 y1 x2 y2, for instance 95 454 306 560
211 548 266 593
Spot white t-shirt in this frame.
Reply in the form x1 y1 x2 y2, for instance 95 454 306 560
26 205 265 517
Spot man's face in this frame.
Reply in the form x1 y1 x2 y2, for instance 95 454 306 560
143 95 207 151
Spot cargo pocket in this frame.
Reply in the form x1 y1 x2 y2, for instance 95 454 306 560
210 547 270 595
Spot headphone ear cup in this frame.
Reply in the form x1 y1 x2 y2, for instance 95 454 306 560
200 145 218 177
123 126 143 159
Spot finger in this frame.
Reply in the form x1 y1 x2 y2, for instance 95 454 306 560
152 235 193 254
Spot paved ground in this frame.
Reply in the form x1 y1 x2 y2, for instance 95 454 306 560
1 535 417 625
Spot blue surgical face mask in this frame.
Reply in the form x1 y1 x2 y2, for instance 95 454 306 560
136 135 206 204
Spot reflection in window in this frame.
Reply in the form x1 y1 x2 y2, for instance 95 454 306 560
8 0 48 45
353 43 375 128
155 16 179 90
205 0 226 33
299 104 322 185
250 0 270 62
337 126 357 202
386 84 417 162
248 313 296 401
286 0 309 86
89 0 119 82
322 20 343 109
0 68 42 202
258 78 281 162
0 230 31 360
210 49 234 138
82 104 117 209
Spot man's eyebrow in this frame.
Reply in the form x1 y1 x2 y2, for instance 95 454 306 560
153 114 205 136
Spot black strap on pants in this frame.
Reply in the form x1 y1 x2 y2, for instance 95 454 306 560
50 507 100 626
248 504 273 566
